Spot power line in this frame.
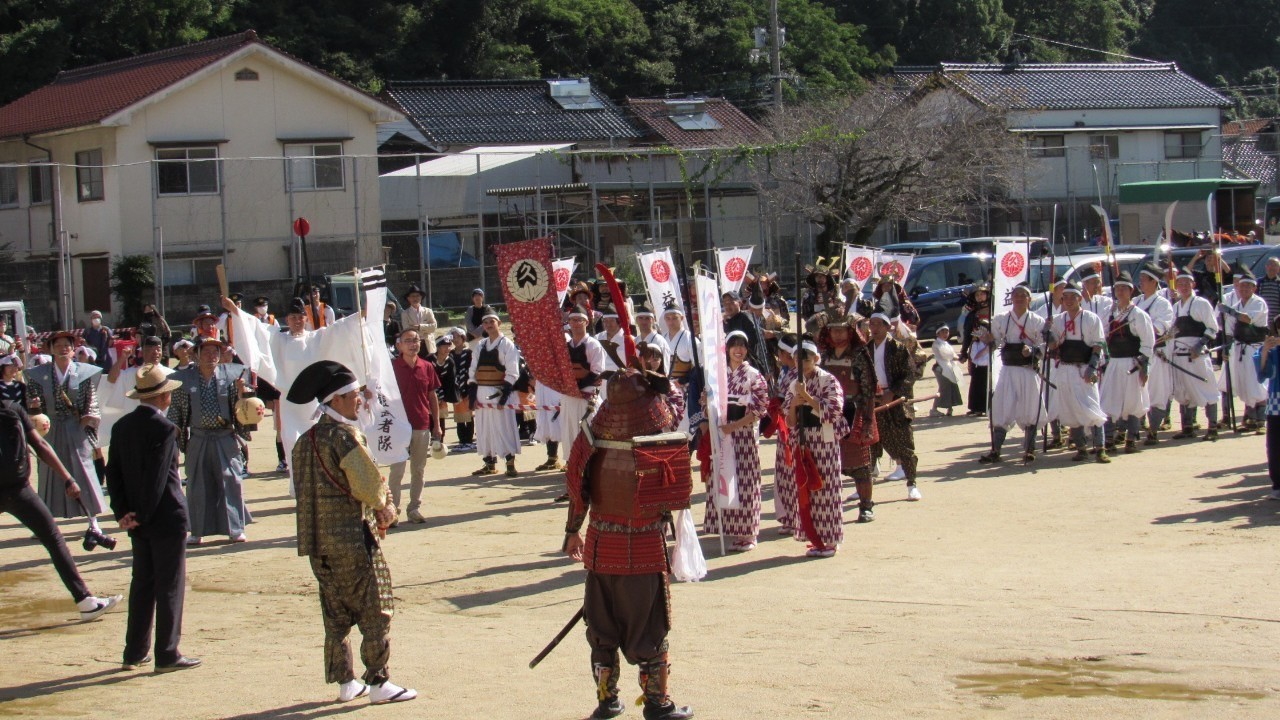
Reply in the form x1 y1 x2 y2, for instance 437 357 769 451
1010 33 1159 64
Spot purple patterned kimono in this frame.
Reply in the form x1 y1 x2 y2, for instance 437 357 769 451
704 361 769 541
783 368 847 549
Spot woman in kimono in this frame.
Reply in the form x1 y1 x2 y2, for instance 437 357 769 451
785 340 849 558
26 331 105 523
772 335 800 534
703 331 769 552
930 326 964 416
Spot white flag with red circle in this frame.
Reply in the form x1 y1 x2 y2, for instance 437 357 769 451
551 257 577 305
715 246 754 297
843 244 878 290
993 241 1029 314
877 253 914 285
637 249 684 316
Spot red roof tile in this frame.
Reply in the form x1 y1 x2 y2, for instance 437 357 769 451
626 97 771 149
1223 118 1276 137
0 32 260 140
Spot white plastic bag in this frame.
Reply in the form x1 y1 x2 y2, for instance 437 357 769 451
670 508 707 582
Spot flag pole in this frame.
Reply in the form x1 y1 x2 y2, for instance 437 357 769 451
353 266 371 381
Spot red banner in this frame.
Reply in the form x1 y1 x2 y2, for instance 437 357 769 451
495 237 583 400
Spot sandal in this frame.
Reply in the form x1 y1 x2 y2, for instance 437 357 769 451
805 547 836 558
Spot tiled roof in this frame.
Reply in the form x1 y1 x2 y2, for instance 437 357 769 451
1224 118 1276 137
892 63 1230 110
625 97 771 149
1224 137 1277 187
384 79 643 149
0 32 259 140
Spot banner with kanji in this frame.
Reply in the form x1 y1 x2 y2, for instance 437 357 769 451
991 241 1029 388
358 269 412 465
843 244 878 291
495 237 583 400
551 257 577 306
638 249 685 316
715 246 754 296
877 253 914 285
695 273 739 510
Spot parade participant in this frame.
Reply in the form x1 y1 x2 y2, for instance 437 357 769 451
301 285 336 331
1037 279 1066 320
1256 258 1280 327
27 330 106 522
450 327 476 450
468 312 522 476
635 304 671 370
872 274 920 328
820 315 878 520
930 327 963 417
800 259 841 320
83 310 113 370
703 331 769 551
867 313 922 499
1254 320 1280 500
250 297 278 329
388 329 442 524
0 353 27 406
1100 272 1155 454
430 334 457 442
785 340 848 556
100 335 171 449
225 295 365 487
1079 265 1113 320
959 285 991 363
596 311 627 374
661 303 696 384
1047 281 1110 462
288 361 416 705
169 337 251 545
1169 268 1222 440
382 302 401 349
107 364 200 672
639 341 684 419
1 397 122 623
558 311 606 466
1135 263 1175 445
722 291 763 370
192 308 220 340
1219 265 1269 433
772 335 799 532
172 338 195 371
399 284 438 354
1187 248 1232 306
465 289 494 341
966 319 991 416
563 361 692 720
979 284 1046 463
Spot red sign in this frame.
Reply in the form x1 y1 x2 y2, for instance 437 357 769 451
880 260 905 280
1001 251 1026 278
724 257 747 283
650 259 672 283
292 217 311 237
553 267 571 292
851 257 873 282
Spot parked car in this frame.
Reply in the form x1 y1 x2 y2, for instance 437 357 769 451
880 241 962 256
1028 253 1146 313
863 253 992 338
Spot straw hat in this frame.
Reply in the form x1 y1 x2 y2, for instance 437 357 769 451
127 363 183 400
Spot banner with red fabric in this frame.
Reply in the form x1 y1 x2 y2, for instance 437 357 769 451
495 237 584 400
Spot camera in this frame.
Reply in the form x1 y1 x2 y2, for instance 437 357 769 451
83 527 118 552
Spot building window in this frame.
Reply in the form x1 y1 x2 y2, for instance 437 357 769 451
162 257 221 287
285 143 344 191
1089 134 1120 160
28 161 51 205
155 147 220 195
75 149 105 201
1165 131 1203 159
234 67 259 81
1028 134 1065 158
0 167 17 207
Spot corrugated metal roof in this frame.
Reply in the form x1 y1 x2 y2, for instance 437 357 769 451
384 79 643 149
380 144 573 177
892 63 1230 110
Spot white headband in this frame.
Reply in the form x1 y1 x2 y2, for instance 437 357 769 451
321 380 361 406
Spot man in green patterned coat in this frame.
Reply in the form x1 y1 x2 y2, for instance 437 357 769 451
288 360 417 706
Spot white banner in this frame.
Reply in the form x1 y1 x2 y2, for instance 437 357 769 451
359 278 412 466
551 257 577 306
638 249 685 316
695 273 739 510
877 253 914 285
991 241 1030 389
843 244 878 291
715 246 754 296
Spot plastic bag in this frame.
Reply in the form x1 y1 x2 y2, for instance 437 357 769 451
670 508 707 582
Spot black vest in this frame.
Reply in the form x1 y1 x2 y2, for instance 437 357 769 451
1107 319 1141 358
1000 343 1034 366
1059 339 1093 364
1174 313 1206 338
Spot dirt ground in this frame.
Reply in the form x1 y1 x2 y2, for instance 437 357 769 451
2 369 1278 719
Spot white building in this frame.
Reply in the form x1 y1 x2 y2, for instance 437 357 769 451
0 30 402 326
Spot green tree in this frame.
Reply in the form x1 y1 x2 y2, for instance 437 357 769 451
110 255 156 327
832 0 1011 65
1133 0 1280 88
1219 67 1280 121
1003 0 1128 62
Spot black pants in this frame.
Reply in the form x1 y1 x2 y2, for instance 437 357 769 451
0 484 91 602
125 532 187 665
1268 415 1280 491
968 365 989 413
584 572 669 666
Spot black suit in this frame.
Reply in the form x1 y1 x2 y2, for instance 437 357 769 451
107 404 189 665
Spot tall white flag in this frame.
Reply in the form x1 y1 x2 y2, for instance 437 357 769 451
843 244 878 291
638 249 685 315
715 247 754 296
877 253 914 285
991 241 1030 388
551 257 577 306
359 269 412 465
695 273 738 510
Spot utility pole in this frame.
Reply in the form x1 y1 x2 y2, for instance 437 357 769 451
770 0 783 112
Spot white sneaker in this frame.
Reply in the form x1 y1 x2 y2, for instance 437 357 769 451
78 594 122 622
907 484 922 501
886 466 906 481
337 680 369 702
370 681 417 705
275 462 288 472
